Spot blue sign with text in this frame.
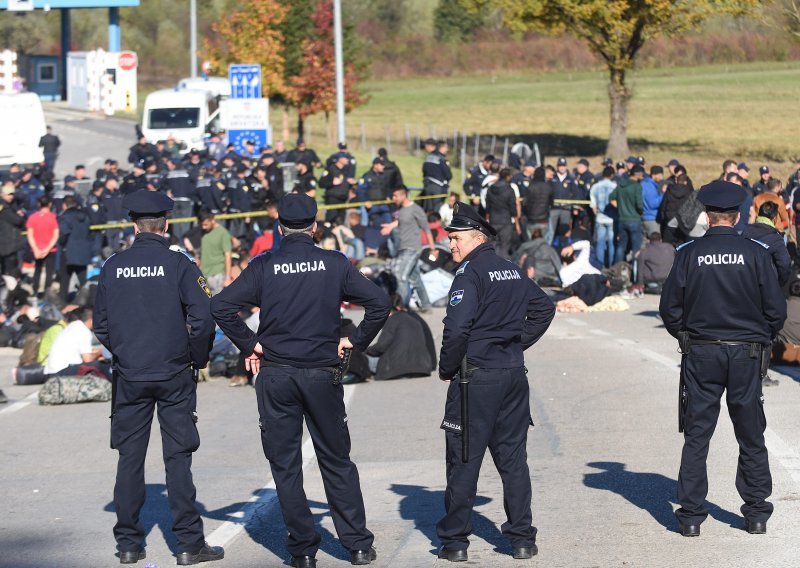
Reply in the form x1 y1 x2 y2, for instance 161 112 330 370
228 64 261 99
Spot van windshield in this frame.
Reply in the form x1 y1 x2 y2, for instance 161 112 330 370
148 108 200 129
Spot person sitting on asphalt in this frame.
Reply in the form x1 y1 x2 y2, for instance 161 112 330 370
365 294 436 380
636 232 675 294
43 306 107 377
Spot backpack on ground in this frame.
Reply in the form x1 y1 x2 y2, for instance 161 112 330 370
38 375 111 405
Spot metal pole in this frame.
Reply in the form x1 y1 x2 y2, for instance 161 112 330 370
333 0 346 144
190 0 198 78
108 8 121 52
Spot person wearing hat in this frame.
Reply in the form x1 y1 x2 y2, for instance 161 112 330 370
737 162 751 190
421 140 452 213
325 142 357 180
319 153 353 221
463 154 495 207
120 160 149 196
287 137 322 175
436 201 554 562
575 158 595 199
211 193 390 568
93 190 222 565
377 147 403 190
358 157 392 227
752 166 772 196
548 157 576 242
57 194 92 302
659 180 786 538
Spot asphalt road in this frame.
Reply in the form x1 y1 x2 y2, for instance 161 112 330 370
42 103 139 179
2 295 800 568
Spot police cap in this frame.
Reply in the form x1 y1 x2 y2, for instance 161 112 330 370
578 158 590 167
759 165 770 175
602 157 613 167
445 201 497 237
122 190 174 219
423 138 436 146
667 159 680 167
557 157 567 166
697 180 746 212
372 157 384 165
738 162 750 172
278 193 318 228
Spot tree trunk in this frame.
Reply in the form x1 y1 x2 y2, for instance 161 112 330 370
607 67 631 158
297 115 305 140
282 106 290 143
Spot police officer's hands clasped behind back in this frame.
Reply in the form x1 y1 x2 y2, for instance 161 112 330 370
659 181 787 538
211 193 390 568
436 202 555 563
93 190 223 566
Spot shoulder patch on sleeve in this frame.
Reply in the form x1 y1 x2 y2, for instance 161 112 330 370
455 260 470 276
172 248 197 263
749 238 770 250
197 276 212 298
449 289 464 306
675 240 695 252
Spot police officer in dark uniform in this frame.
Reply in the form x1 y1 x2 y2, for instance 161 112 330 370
463 155 494 207
422 140 452 213
319 155 352 221
211 193 390 568
436 202 555 562
120 160 149 195
93 190 223 565
659 181 787 538
326 142 357 179
358 158 392 227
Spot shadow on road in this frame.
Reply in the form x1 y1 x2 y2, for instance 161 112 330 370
105 485 347 563
583 462 741 532
391 484 508 555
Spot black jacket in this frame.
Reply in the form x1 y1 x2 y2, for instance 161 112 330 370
365 311 436 380
58 207 92 266
211 233 390 367
440 243 555 376
0 204 25 256
524 181 554 223
94 233 214 380
486 180 517 226
741 222 792 287
659 226 786 343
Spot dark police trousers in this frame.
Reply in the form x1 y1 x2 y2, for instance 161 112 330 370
112 368 205 553
437 367 536 551
678 344 772 525
257 366 373 557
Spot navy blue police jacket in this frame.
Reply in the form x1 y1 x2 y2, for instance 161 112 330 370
211 233 391 368
440 243 555 377
93 233 215 381
659 226 786 344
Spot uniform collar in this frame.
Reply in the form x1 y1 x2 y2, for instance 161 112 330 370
462 242 495 263
280 232 315 248
705 226 738 236
132 232 170 247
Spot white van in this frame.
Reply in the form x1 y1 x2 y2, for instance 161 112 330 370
141 89 220 152
0 92 46 167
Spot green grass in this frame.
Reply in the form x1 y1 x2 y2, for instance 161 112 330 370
279 60 800 187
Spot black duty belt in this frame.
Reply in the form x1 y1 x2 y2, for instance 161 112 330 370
689 340 764 358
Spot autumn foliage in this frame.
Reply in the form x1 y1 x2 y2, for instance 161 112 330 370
289 0 367 124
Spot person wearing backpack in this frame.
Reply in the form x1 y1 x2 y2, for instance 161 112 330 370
610 165 645 264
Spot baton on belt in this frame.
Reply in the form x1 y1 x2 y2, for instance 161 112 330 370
110 360 117 450
333 348 352 386
459 356 470 463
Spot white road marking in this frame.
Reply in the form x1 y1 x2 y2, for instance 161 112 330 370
589 329 610 337
764 428 800 486
206 384 357 549
0 392 39 416
637 347 680 371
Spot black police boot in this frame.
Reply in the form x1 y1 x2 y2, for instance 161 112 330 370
119 550 145 564
350 546 377 565
679 524 700 537
175 542 224 565
438 547 468 562
291 556 317 568
745 520 767 534
512 545 538 559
